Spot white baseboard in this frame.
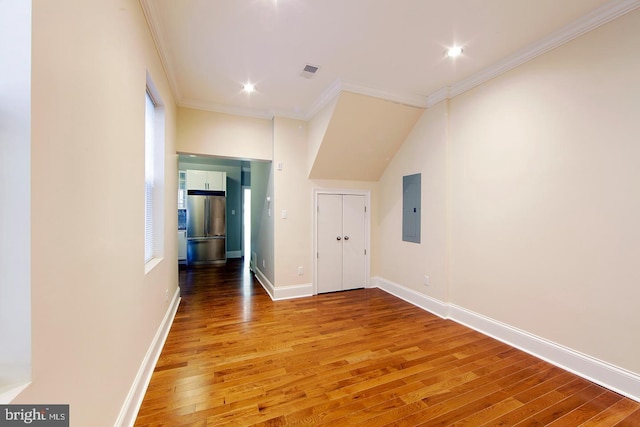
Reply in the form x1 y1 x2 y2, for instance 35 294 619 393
227 250 242 259
371 276 640 403
253 268 313 301
253 267 275 299
115 286 181 427
370 276 449 319
272 283 313 300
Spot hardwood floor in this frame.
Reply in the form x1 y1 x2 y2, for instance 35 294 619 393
135 260 640 426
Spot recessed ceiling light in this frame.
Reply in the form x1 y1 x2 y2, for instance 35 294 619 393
445 46 464 58
242 82 255 93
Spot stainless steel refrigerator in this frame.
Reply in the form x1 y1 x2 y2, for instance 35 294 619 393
186 190 226 265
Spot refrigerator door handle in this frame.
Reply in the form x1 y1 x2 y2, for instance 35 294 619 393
205 198 210 236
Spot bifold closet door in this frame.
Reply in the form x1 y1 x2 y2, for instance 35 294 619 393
317 194 366 293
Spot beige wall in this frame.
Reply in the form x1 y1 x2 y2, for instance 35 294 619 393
15 1 178 425
307 95 338 177
21 0 640 422
193 114 380 291
309 92 423 181
273 117 313 287
271 118 382 288
177 107 272 161
449 8 640 374
376 8 640 376
377 101 448 301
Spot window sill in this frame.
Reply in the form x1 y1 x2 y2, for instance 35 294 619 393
0 381 30 404
145 257 163 275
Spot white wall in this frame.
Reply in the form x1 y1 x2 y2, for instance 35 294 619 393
14 1 178 425
0 0 31 396
376 7 640 385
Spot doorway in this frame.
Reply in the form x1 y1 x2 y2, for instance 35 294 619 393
243 187 251 268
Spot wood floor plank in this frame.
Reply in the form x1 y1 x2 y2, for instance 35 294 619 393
614 407 640 426
134 260 640 426
521 384 606 425
547 391 622 427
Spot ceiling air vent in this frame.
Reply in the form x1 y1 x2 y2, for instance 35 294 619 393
300 64 320 79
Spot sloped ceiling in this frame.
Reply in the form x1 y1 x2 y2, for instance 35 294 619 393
309 92 424 181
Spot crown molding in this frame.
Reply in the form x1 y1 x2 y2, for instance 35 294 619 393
427 86 451 108
180 99 311 121
303 79 343 121
304 78 428 121
340 80 429 109
181 78 430 122
142 0 640 121
445 0 640 100
268 108 307 121
301 0 640 117
179 99 275 120
139 0 182 101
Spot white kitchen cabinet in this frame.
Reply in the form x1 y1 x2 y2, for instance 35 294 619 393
178 230 187 261
186 170 226 192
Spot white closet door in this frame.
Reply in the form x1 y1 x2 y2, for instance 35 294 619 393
317 194 343 293
317 194 366 294
342 195 366 290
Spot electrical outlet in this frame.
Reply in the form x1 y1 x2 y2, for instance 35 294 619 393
297 266 304 276
165 289 169 301
262 259 266 268
424 275 430 287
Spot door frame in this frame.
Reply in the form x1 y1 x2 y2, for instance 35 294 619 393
241 185 251 267
313 187 371 295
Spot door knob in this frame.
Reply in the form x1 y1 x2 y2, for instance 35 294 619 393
344 236 349 241
336 236 341 241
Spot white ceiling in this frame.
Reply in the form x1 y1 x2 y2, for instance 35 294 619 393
140 0 634 120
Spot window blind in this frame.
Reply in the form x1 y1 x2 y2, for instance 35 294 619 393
144 91 155 263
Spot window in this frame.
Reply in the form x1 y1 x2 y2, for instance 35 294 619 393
145 78 165 267
0 0 32 401
145 90 155 262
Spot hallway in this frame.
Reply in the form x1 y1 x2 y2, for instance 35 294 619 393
134 260 640 426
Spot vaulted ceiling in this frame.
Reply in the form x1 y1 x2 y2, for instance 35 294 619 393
141 0 630 179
